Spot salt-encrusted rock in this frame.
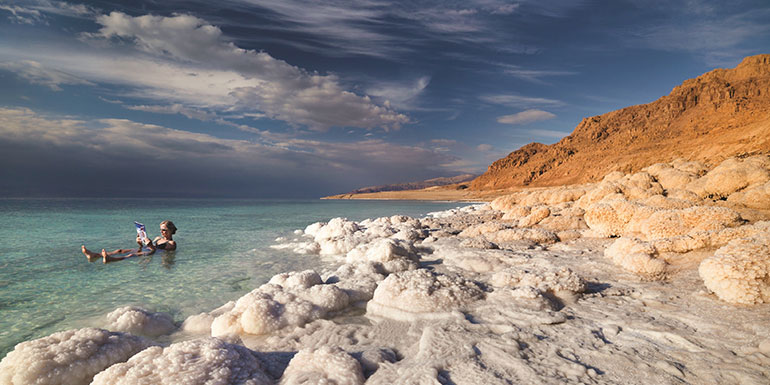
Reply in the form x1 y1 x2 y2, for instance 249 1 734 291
458 221 511 238
182 301 236 334
211 270 349 337
105 306 176 337
644 162 698 190
727 180 770 209
605 237 668 279
459 236 499 249
91 338 272 385
345 238 419 273
584 199 657 237
0 328 152 385
517 205 551 227
366 270 484 321
279 346 364 385
325 262 387 303
640 206 743 240
489 267 586 294
699 235 770 304
484 228 559 244
686 155 770 199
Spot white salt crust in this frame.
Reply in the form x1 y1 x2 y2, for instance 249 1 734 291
0 328 152 385
699 235 770 304
91 338 272 385
279 346 365 385
105 306 176 337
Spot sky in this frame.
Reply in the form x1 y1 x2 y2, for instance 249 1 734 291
1 0 769 198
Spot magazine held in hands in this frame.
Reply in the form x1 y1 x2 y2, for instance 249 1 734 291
135 221 148 244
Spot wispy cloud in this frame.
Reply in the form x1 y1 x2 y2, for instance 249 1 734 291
480 94 565 108
497 109 556 125
366 76 430 110
628 3 770 66
0 1 96 24
0 60 94 90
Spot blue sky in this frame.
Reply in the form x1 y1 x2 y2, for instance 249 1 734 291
1 0 769 197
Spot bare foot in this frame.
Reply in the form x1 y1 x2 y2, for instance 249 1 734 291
82 245 99 259
101 249 108 264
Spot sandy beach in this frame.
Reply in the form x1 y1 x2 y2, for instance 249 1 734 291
2 155 769 384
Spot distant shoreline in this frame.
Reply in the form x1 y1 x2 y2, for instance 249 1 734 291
322 185 514 201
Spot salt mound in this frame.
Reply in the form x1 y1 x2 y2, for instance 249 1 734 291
323 262 386 303
279 346 364 385
211 270 349 337
91 338 272 385
0 328 152 385
644 162 698 190
105 306 176 337
345 238 419 274
583 199 656 237
489 267 586 295
181 301 236 335
484 227 559 244
604 237 668 279
641 206 743 240
366 269 484 321
686 155 770 199
699 235 770 304
727 180 770 209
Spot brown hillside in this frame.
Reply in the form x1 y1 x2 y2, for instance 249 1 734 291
471 54 770 190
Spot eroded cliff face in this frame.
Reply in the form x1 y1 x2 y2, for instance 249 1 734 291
471 54 770 190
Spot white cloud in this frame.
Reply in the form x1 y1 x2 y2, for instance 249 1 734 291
497 109 556 125
0 60 94 90
366 76 430 110
0 4 43 24
481 94 564 108
0 1 95 24
88 12 409 131
525 128 571 139
476 143 493 152
125 104 219 121
0 12 407 131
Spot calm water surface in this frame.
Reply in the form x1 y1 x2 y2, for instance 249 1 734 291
0 198 470 358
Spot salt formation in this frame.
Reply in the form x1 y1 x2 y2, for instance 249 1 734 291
181 301 236 334
366 269 484 321
699 235 770 304
0 328 152 385
211 270 349 337
91 338 272 385
105 306 176 337
279 346 365 385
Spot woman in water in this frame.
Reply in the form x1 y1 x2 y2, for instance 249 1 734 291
82 220 177 263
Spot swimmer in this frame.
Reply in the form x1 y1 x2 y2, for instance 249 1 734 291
82 220 177 263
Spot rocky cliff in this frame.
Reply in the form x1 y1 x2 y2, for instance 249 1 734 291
471 54 770 190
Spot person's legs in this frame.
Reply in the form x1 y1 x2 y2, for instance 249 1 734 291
102 249 134 263
82 245 101 259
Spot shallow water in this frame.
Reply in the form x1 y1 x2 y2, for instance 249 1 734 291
0 198 469 358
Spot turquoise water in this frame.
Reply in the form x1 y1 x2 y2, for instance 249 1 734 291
0 198 469 358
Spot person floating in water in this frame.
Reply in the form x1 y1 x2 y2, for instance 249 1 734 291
82 220 177 263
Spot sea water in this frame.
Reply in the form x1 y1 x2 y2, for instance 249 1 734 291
0 198 470 358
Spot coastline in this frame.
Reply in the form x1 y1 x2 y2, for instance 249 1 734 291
322 184 515 202
2 156 770 384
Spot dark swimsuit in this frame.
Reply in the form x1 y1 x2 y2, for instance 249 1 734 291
156 242 168 250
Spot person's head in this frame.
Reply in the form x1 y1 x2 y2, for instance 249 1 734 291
160 220 177 237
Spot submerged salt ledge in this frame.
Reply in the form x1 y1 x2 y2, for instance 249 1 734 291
2 156 770 384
